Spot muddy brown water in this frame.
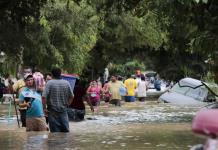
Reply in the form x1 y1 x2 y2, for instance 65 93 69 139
0 101 206 150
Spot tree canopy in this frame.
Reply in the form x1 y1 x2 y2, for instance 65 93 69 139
0 0 217 83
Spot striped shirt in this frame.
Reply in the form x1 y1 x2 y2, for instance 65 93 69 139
42 79 74 112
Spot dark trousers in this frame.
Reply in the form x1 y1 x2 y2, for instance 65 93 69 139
67 108 85 121
125 96 135 102
139 97 146 102
109 99 121 106
48 110 69 132
19 109 26 127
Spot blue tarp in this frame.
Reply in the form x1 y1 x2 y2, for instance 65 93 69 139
61 74 79 91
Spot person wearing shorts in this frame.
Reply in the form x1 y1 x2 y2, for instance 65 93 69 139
19 74 48 131
86 81 101 112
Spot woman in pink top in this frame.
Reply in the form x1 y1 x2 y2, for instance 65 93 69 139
86 80 101 106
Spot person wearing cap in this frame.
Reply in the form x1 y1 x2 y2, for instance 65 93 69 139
19 74 48 131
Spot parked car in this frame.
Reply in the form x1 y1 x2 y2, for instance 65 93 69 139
158 77 217 105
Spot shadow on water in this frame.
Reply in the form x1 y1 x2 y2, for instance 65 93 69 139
0 100 206 150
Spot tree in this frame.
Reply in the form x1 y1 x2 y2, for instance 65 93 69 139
0 0 47 75
39 0 99 74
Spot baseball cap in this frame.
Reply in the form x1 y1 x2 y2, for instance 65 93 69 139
24 73 33 80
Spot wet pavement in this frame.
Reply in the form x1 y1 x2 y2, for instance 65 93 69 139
0 101 206 150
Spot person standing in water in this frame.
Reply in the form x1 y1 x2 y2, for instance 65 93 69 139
42 67 74 132
137 76 148 102
108 75 124 106
19 74 48 131
68 79 94 121
86 80 101 113
13 66 32 127
124 74 137 102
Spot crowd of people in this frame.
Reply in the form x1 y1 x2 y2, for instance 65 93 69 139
0 67 75 132
0 67 162 133
80 71 152 113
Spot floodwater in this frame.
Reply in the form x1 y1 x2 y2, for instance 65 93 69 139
0 100 206 150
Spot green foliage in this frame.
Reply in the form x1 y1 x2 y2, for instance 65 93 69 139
8 0 99 74
203 71 215 83
180 66 194 77
0 0 48 75
109 60 145 77
0 0 218 83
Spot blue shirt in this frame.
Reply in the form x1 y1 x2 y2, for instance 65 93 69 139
19 87 44 118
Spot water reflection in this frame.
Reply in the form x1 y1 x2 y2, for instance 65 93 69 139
23 133 48 150
0 101 205 149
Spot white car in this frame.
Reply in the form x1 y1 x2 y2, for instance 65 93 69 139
158 78 217 105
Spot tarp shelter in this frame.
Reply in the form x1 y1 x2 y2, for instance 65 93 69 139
61 74 79 91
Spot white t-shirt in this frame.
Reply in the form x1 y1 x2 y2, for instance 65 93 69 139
137 81 147 97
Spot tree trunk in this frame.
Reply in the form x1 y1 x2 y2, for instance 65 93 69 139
214 65 218 84
212 53 218 84
16 46 24 79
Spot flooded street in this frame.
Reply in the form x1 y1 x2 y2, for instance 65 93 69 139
0 101 206 150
